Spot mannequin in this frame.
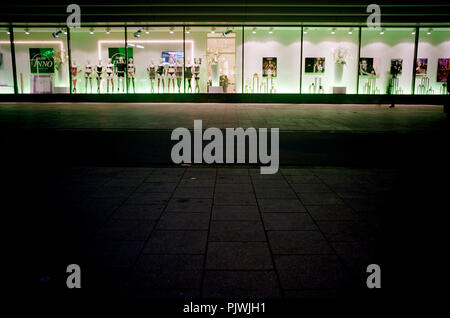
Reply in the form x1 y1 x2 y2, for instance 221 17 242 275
95 59 103 93
167 57 176 93
176 58 183 93
115 56 126 93
70 60 82 93
193 57 201 93
127 57 136 93
157 57 165 93
84 60 93 93
185 59 193 93
147 59 157 93
106 58 115 93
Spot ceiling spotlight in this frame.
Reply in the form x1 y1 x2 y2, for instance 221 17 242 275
144 27 149 34
24 28 30 35
380 28 385 35
252 27 257 34
185 27 190 34
52 29 63 38
89 28 94 35
331 28 336 35
170 27 174 34
268 27 273 34
134 29 142 38
348 28 353 35
411 30 416 35
211 27 216 34
6 31 10 35
222 29 233 36
304 27 308 34
427 28 432 35
106 27 111 34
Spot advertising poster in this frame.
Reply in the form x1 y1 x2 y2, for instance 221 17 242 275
29 48 55 74
262 57 277 77
305 57 325 73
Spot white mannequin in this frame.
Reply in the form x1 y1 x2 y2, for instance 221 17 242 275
147 59 156 93
106 58 114 93
193 57 201 93
157 57 165 93
95 59 103 93
176 58 183 93
85 60 93 93
167 57 176 93
185 58 193 93
127 57 136 93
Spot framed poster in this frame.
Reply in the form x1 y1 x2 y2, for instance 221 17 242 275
262 57 277 77
437 58 450 82
415 58 428 76
108 47 133 66
305 57 325 73
162 51 184 64
359 57 379 77
390 59 403 76
29 48 55 74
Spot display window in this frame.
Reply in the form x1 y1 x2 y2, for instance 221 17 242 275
415 27 450 95
0 28 14 94
125 26 183 94
302 27 359 94
359 27 416 95
185 26 242 94
13 27 69 94
243 27 301 94
70 26 125 94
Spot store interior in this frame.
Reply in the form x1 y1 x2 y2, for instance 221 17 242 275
0 25 449 95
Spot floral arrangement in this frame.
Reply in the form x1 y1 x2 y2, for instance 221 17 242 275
54 49 67 71
332 46 350 65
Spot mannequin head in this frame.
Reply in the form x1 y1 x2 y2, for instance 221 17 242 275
151 59 155 65
169 57 174 65
98 59 102 65
160 57 164 64
87 60 91 65
118 56 124 63
129 58 133 64
72 60 76 66
108 58 112 64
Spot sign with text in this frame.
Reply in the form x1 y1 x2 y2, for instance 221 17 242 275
29 48 55 74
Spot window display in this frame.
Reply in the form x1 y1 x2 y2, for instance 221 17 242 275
13 27 69 94
70 26 125 94
244 27 300 93
0 28 14 94
416 28 450 95
302 27 359 94
2 24 449 96
359 27 415 95
185 26 242 93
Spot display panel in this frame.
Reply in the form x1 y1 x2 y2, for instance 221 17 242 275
0 28 14 94
302 27 359 94
126 26 183 94
70 26 125 94
244 27 301 94
359 27 415 95
415 27 450 95
185 26 242 93
13 27 69 94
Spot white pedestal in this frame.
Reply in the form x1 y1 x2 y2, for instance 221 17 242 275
333 86 347 94
208 86 223 93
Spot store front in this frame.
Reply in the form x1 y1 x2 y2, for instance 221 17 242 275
0 24 449 101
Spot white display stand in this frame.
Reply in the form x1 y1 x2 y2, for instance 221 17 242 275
208 86 223 93
31 75 53 94
332 86 347 94
54 87 70 94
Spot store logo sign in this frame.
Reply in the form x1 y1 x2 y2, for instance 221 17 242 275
29 48 55 74
171 120 279 174
366 4 381 29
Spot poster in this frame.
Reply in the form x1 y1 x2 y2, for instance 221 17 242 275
29 48 55 74
108 47 133 66
415 58 428 76
305 57 325 73
390 59 403 76
437 58 450 82
262 57 277 77
162 51 184 63
359 57 379 76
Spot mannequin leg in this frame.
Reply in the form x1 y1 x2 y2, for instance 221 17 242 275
162 78 165 93
172 78 175 93
177 78 181 93
73 78 77 93
132 78 135 93
158 77 161 93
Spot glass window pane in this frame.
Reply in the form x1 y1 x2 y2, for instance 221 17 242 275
244 27 301 94
70 26 125 94
185 26 242 93
13 27 69 94
302 27 359 94
415 27 450 95
0 28 14 94
359 27 415 95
